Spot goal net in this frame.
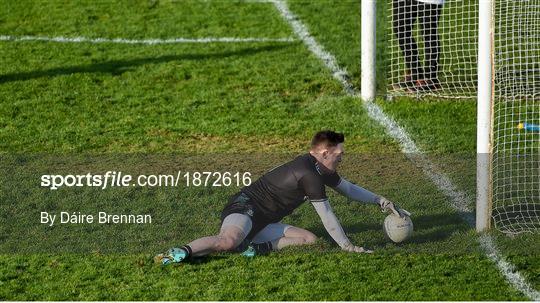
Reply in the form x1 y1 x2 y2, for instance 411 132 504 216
387 0 540 234
388 0 478 98
491 0 540 234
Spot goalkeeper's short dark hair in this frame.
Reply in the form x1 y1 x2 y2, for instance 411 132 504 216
311 130 345 148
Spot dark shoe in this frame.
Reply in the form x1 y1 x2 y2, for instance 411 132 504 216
423 78 441 90
409 79 427 92
392 72 415 90
408 78 441 92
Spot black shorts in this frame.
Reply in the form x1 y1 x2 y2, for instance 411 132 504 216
221 192 272 240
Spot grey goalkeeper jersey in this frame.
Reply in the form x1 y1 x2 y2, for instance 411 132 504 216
241 153 341 222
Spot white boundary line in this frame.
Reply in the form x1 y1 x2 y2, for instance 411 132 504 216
0 35 295 45
271 0 540 300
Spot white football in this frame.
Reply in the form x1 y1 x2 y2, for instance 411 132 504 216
383 214 413 243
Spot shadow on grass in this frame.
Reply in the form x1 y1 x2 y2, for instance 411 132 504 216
309 212 471 247
146 211 474 266
0 43 294 83
405 212 471 244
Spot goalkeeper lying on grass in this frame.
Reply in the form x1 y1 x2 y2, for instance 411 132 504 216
156 130 410 265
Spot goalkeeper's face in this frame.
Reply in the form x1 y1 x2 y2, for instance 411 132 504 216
321 143 344 172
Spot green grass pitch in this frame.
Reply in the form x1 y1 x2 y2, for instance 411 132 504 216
0 0 538 300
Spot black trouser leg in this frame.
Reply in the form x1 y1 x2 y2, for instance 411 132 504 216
393 0 423 81
419 2 442 81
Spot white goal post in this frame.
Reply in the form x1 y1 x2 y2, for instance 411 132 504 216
361 0 376 101
475 0 540 234
476 0 493 232
361 0 540 234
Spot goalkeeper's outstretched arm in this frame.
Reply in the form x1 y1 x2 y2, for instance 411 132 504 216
334 178 411 217
311 199 372 253
333 178 380 204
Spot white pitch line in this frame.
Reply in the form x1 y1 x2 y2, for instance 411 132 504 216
0 35 295 45
271 0 540 300
479 234 540 300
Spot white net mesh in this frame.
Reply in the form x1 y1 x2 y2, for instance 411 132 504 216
388 0 540 234
388 0 478 98
492 0 540 234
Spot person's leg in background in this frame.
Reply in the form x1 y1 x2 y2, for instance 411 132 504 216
419 1 443 89
393 0 424 87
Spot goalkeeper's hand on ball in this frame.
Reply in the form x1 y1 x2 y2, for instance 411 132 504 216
378 196 411 218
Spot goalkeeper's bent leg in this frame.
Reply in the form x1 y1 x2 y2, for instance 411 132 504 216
251 224 317 254
186 213 252 257
275 226 317 249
